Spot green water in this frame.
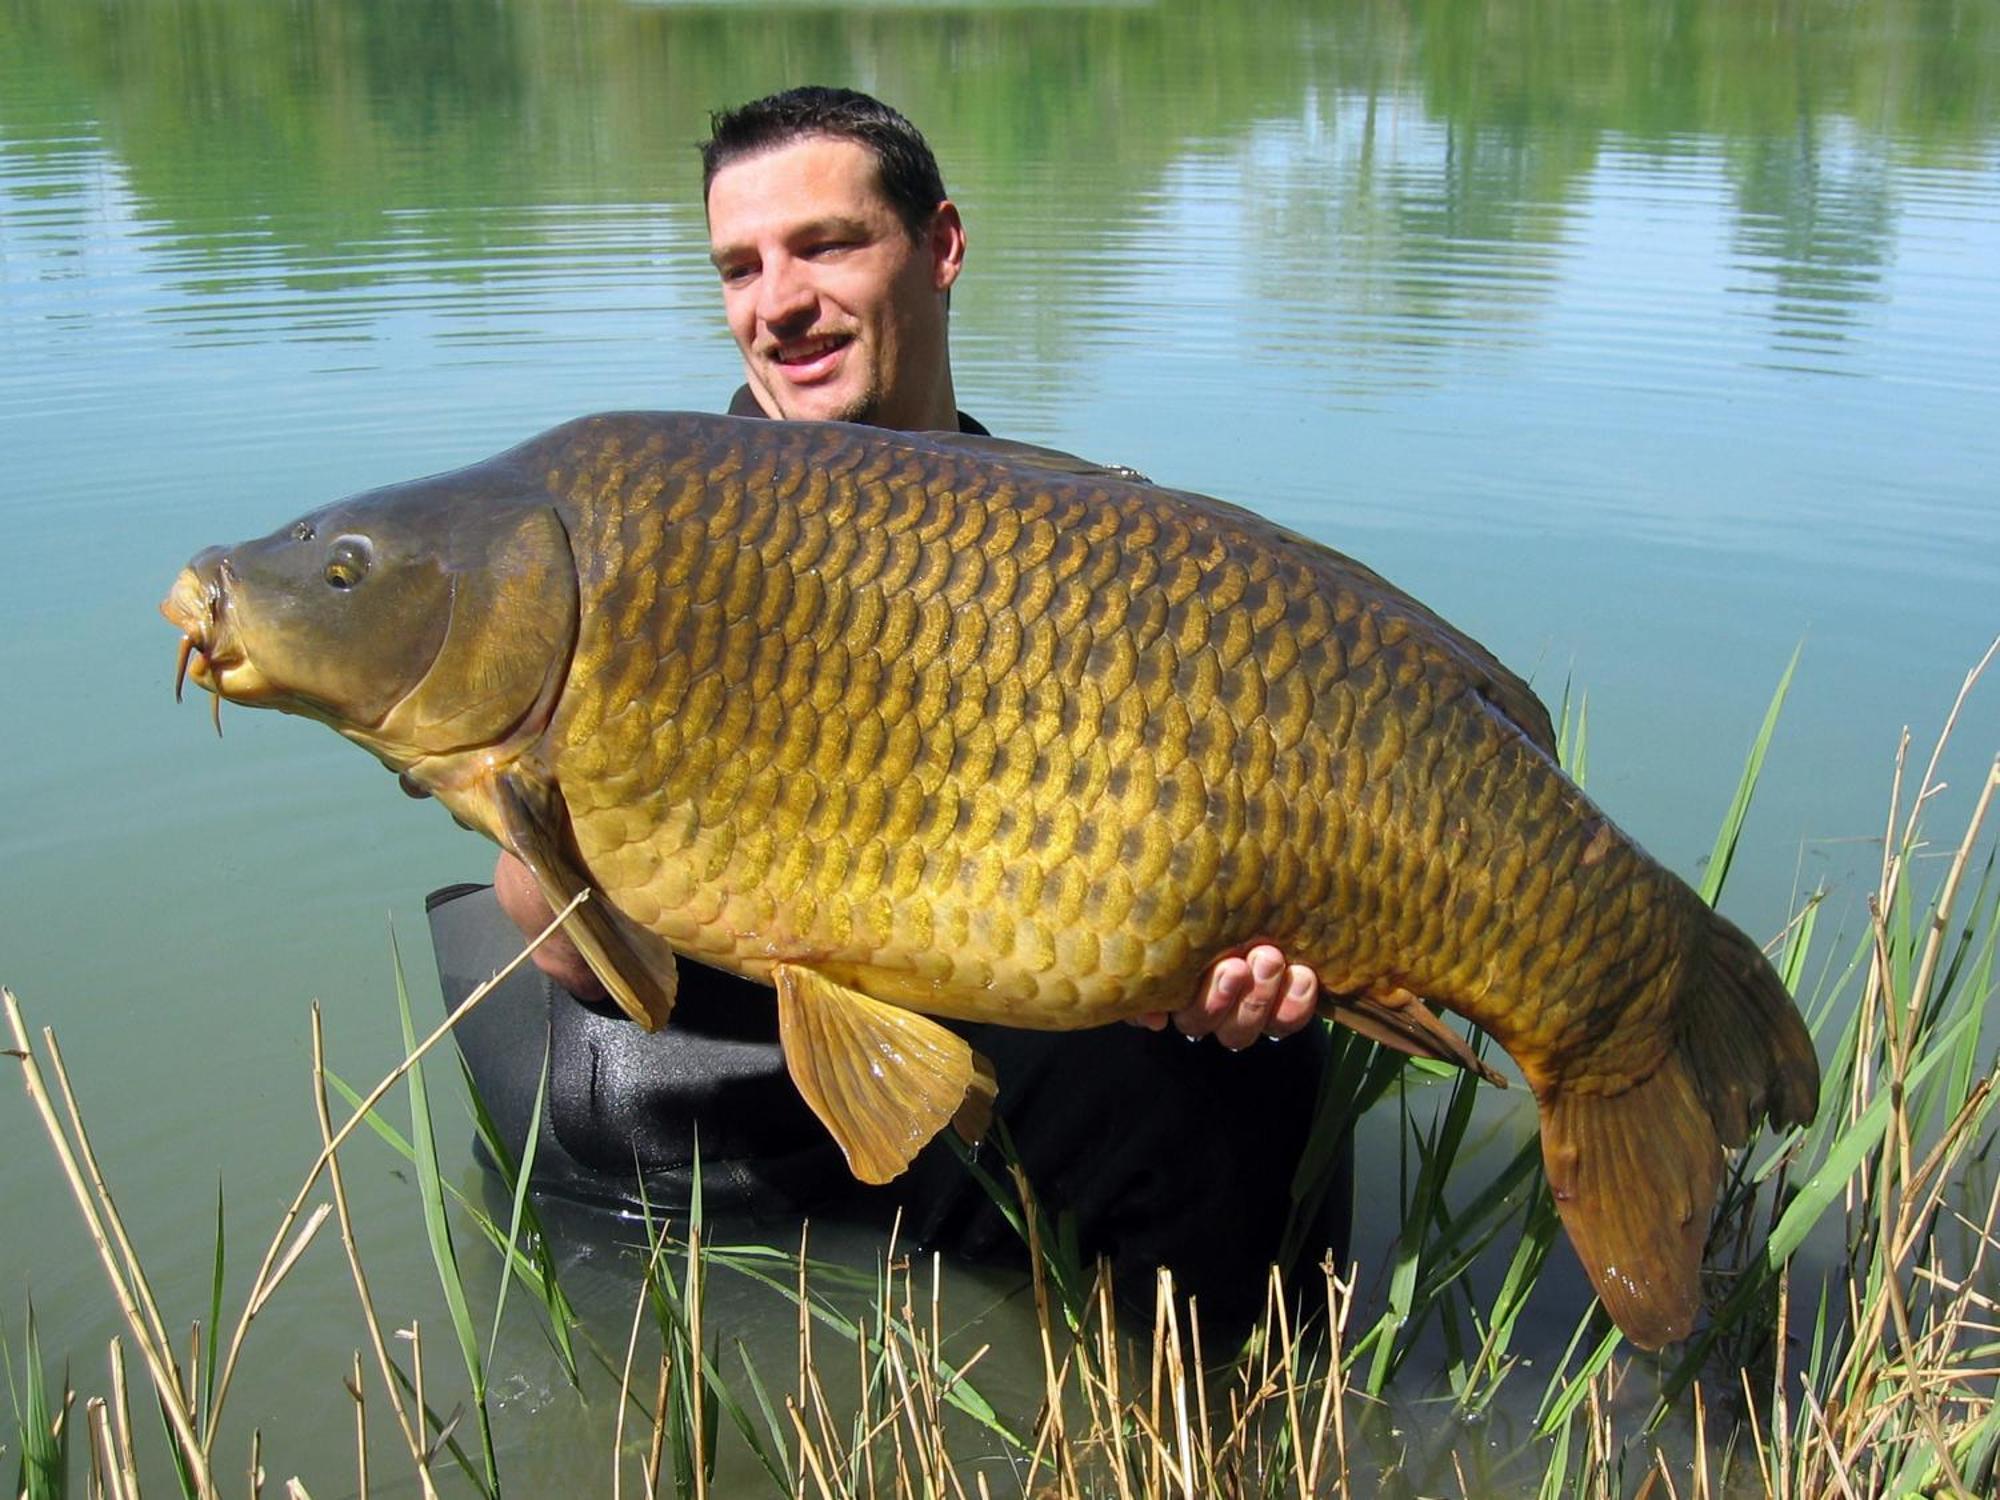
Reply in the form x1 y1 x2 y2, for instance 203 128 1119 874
3 0 1997 1489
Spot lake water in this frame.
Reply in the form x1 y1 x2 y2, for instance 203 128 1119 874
3 0 1997 1490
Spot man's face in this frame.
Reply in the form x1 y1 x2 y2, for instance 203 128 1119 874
706 136 964 429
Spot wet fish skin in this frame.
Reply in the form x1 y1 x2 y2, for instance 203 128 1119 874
163 411 1819 1349
547 419 1657 1057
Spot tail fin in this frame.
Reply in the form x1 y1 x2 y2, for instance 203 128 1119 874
1539 905 1820 1349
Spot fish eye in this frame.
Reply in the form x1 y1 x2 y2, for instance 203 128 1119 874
290 520 316 542
324 535 373 591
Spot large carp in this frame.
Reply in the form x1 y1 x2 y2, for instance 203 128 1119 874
163 412 1818 1348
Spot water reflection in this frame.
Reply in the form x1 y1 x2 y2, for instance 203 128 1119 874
3 0 1994 378
3 1 1997 1485
1729 127 1895 356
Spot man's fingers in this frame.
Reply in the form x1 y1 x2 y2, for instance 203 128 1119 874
1206 945 1272 1048
492 853 609 1001
1207 945 1287 1048
1268 964 1320 1037
1176 954 1247 1039
1176 946 1324 1048
1248 944 1285 990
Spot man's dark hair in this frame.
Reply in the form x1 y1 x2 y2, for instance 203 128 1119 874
701 86 947 239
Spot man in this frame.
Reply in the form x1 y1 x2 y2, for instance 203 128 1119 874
431 88 1347 1322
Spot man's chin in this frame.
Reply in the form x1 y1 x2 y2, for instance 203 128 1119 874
794 396 878 426
763 378 878 427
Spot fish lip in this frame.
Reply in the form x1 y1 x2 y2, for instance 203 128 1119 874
160 554 245 692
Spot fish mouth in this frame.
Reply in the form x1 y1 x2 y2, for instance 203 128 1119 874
161 553 256 734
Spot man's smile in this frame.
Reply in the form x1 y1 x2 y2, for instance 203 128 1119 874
769 331 854 380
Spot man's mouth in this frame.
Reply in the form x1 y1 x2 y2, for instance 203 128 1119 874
768 331 853 380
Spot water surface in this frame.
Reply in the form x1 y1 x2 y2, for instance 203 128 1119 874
3 0 1997 1488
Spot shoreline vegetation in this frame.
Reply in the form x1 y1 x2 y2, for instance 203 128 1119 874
7 648 1998 1498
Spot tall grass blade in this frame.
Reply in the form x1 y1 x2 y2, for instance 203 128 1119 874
1555 677 1588 785
1699 643 1799 905
1279 1028 1404 1271
456 1050 580 1383
1771 1007 1976 1263
1943 867 1997 1112
1455 1168 1559 1410
392 929 499 1500
1360 1063 1480 1393
6 1306 69 1500
484 1043 551 1373
1533 1318 1618 1437
202 1181 224 1437
632 1188 796 1490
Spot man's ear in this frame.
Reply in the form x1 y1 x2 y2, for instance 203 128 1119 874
929 200 966 295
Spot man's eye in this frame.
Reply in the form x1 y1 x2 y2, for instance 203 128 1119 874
717 262 755 286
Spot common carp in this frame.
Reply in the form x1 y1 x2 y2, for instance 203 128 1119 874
162 412 1819 1348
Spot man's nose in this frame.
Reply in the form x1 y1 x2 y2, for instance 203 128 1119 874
757 255 816 329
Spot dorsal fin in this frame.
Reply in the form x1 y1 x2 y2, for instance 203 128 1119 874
922 431 1153 486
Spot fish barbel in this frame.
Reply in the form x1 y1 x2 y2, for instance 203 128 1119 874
161 412 1819 1348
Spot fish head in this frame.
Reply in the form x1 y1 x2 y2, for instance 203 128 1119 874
162 472 579 787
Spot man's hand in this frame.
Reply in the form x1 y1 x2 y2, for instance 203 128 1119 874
493 852 609 1001
1127 946 1320 1050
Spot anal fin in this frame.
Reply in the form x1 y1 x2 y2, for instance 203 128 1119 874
773 962 997 1185
1320 984 1508 1086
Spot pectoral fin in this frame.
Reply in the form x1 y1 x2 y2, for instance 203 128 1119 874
493 776 676 1031
773 962 998 1184
1320 984 1507 1086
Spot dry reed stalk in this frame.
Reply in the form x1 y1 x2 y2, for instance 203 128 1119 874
1849 727 1911 1209
85 1396 118 1500
204 889 585 1442
1156 1272 1196 1500
789 1398 839 1500
613 1231 670 1500
3 987 214 1495
1087 1269 1134 1500
1182 1295 1213 1490
39 1029 186 1411
308 1006 437 1499
1265 1266 1311 1497
107 1336 139 1500
644 1351 671 1497
346 1350 367 1500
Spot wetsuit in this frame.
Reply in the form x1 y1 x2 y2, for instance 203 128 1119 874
429 395 1351 1330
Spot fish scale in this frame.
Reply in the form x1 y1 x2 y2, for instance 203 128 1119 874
164 410 1819 1348
544 420 1564 1038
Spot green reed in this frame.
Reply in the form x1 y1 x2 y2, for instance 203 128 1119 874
6 1306 69 1500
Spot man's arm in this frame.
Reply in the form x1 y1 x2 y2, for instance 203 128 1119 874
492 852 1322 1046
